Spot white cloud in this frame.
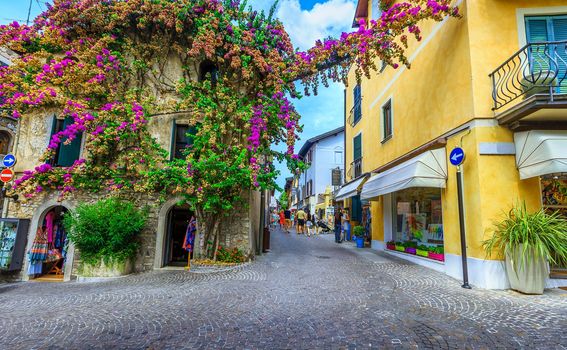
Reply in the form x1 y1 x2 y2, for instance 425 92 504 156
248 0 356 51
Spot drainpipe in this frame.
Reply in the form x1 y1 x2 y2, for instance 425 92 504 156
257 189 265 256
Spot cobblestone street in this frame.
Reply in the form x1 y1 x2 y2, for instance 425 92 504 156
1 228 566 349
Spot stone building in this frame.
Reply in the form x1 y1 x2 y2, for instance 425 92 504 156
1 54 269 282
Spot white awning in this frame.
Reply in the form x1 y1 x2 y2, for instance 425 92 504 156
335 175 368 201
515 130 567 179
361 148 447 200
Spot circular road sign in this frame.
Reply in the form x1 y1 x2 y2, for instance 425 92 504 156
0 168 14 183
2 154 16 168
449 147 465 167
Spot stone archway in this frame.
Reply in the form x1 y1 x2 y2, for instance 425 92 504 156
23 199 74 281
154 197 185 269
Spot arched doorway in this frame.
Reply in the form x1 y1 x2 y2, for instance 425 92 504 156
163 205 193 267
27 206 69 281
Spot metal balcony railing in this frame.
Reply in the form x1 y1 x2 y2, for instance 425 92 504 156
347 157 363 180
348 99 362 127
489 40 567 110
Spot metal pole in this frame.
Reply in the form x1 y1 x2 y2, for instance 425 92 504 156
456 167 471 289
258 189 265 255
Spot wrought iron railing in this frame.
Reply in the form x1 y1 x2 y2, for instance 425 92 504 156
348 99 362 126
347 157 363 179
489 40 567 110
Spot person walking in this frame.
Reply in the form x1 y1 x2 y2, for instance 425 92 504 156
284 209 291 231
296 208 306 234
334 209 342 243
279 210 286 232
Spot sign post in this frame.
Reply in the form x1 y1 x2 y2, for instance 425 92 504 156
2 154 16 168
449 147 471 289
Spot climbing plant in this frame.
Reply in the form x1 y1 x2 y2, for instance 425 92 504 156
0 0 458 258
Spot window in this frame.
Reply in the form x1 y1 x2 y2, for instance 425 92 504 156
199 60 219 85
353 84 362 125
49 116 82 167
334 151 343 164
351 195 362 222
382 99 392 141
352 134 362 178
525 15 567 93
392 187 443 250
170 123 197 160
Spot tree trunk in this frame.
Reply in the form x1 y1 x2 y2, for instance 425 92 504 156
195 209 222 259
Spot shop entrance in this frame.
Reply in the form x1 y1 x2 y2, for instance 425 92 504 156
28 206 69 282
541 175 567 278
164 206 193 267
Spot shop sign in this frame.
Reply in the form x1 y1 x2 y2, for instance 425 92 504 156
331 168 342 186
449 147 465 166
0 168 13 183
2 154 16 168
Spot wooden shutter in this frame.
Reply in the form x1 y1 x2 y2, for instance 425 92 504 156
351 195 362 222
526 18 550 73
56 116 82 167
353 134 362 161
353 84 362 124
552 18 567 93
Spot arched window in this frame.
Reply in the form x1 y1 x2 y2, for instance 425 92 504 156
198 60 218 85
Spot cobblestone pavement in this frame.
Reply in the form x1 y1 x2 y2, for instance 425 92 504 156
1 229 566 349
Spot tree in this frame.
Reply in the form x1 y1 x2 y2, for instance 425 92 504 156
0 0 458 258
278 192 289 211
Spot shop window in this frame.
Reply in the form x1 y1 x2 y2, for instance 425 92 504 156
382 99 392 142
170 123 198 160
392 187 443 247
541 175 567 216
49 116 82 167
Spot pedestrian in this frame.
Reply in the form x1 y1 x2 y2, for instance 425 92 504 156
284 208 291 232
290 211 295 232
279 210 286 232
296 208 306 234
305 218 313 237
342 208 350 241
312 212 320 235
334 209 342 243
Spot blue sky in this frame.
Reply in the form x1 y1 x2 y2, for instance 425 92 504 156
0 0 356 191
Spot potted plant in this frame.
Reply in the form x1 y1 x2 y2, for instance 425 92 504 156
386 240 396 250
482 203 567 294
428 246 444 261
404 241 417 255
353 226 365 248
416 245 429 257
64 198 147 278
395 242 405 252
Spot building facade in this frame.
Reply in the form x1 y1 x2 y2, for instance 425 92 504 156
294 127 345 217
339 0 567 289
0 56 267 282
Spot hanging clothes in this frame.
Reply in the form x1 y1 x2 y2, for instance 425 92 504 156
44 211 56 244
182 217 197 253
27 228 49 276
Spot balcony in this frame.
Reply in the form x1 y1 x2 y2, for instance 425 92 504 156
489 41 567 130
347 157 363 180
348 99 362 127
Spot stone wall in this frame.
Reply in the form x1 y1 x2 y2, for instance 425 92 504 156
3 189 255 282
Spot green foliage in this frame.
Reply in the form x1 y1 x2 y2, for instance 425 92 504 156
432 246 444 254
353 226 365 237
216 245 247 263
482 202 567 267
278 192 289 210
63 198 148 265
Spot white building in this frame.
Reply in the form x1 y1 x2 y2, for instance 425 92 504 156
294 127 344 216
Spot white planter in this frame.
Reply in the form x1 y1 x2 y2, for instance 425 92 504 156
505 245 549 294
78 258 133 278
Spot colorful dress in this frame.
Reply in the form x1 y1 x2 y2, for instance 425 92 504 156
27 228 48 276
182 217 197 253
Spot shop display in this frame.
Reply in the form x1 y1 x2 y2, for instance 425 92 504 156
0 219 30 272
27 207 68 278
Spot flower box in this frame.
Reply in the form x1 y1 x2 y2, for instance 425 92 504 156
395 245 405 252
405 247 416 255
428 252 445 262
416 249 428 257
386 244 396 250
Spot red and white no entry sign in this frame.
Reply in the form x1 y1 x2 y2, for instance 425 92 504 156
0 168 14 183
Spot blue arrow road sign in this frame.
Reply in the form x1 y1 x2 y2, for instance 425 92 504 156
2 154 16 168
449 147 465 166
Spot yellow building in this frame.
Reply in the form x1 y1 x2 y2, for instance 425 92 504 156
338 0 567 289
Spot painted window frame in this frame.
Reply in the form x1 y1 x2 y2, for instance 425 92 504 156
381 97 393 143
516 6 567 47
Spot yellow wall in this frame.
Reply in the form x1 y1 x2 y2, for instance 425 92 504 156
346 0 557 260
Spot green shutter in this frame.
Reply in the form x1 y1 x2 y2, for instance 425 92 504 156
552 18 567 93
56 116 82 167
351 195 362 222
187 125 198 147
526 19 550 73
526 18 548 43
170 122 177 161
353 134 362 160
